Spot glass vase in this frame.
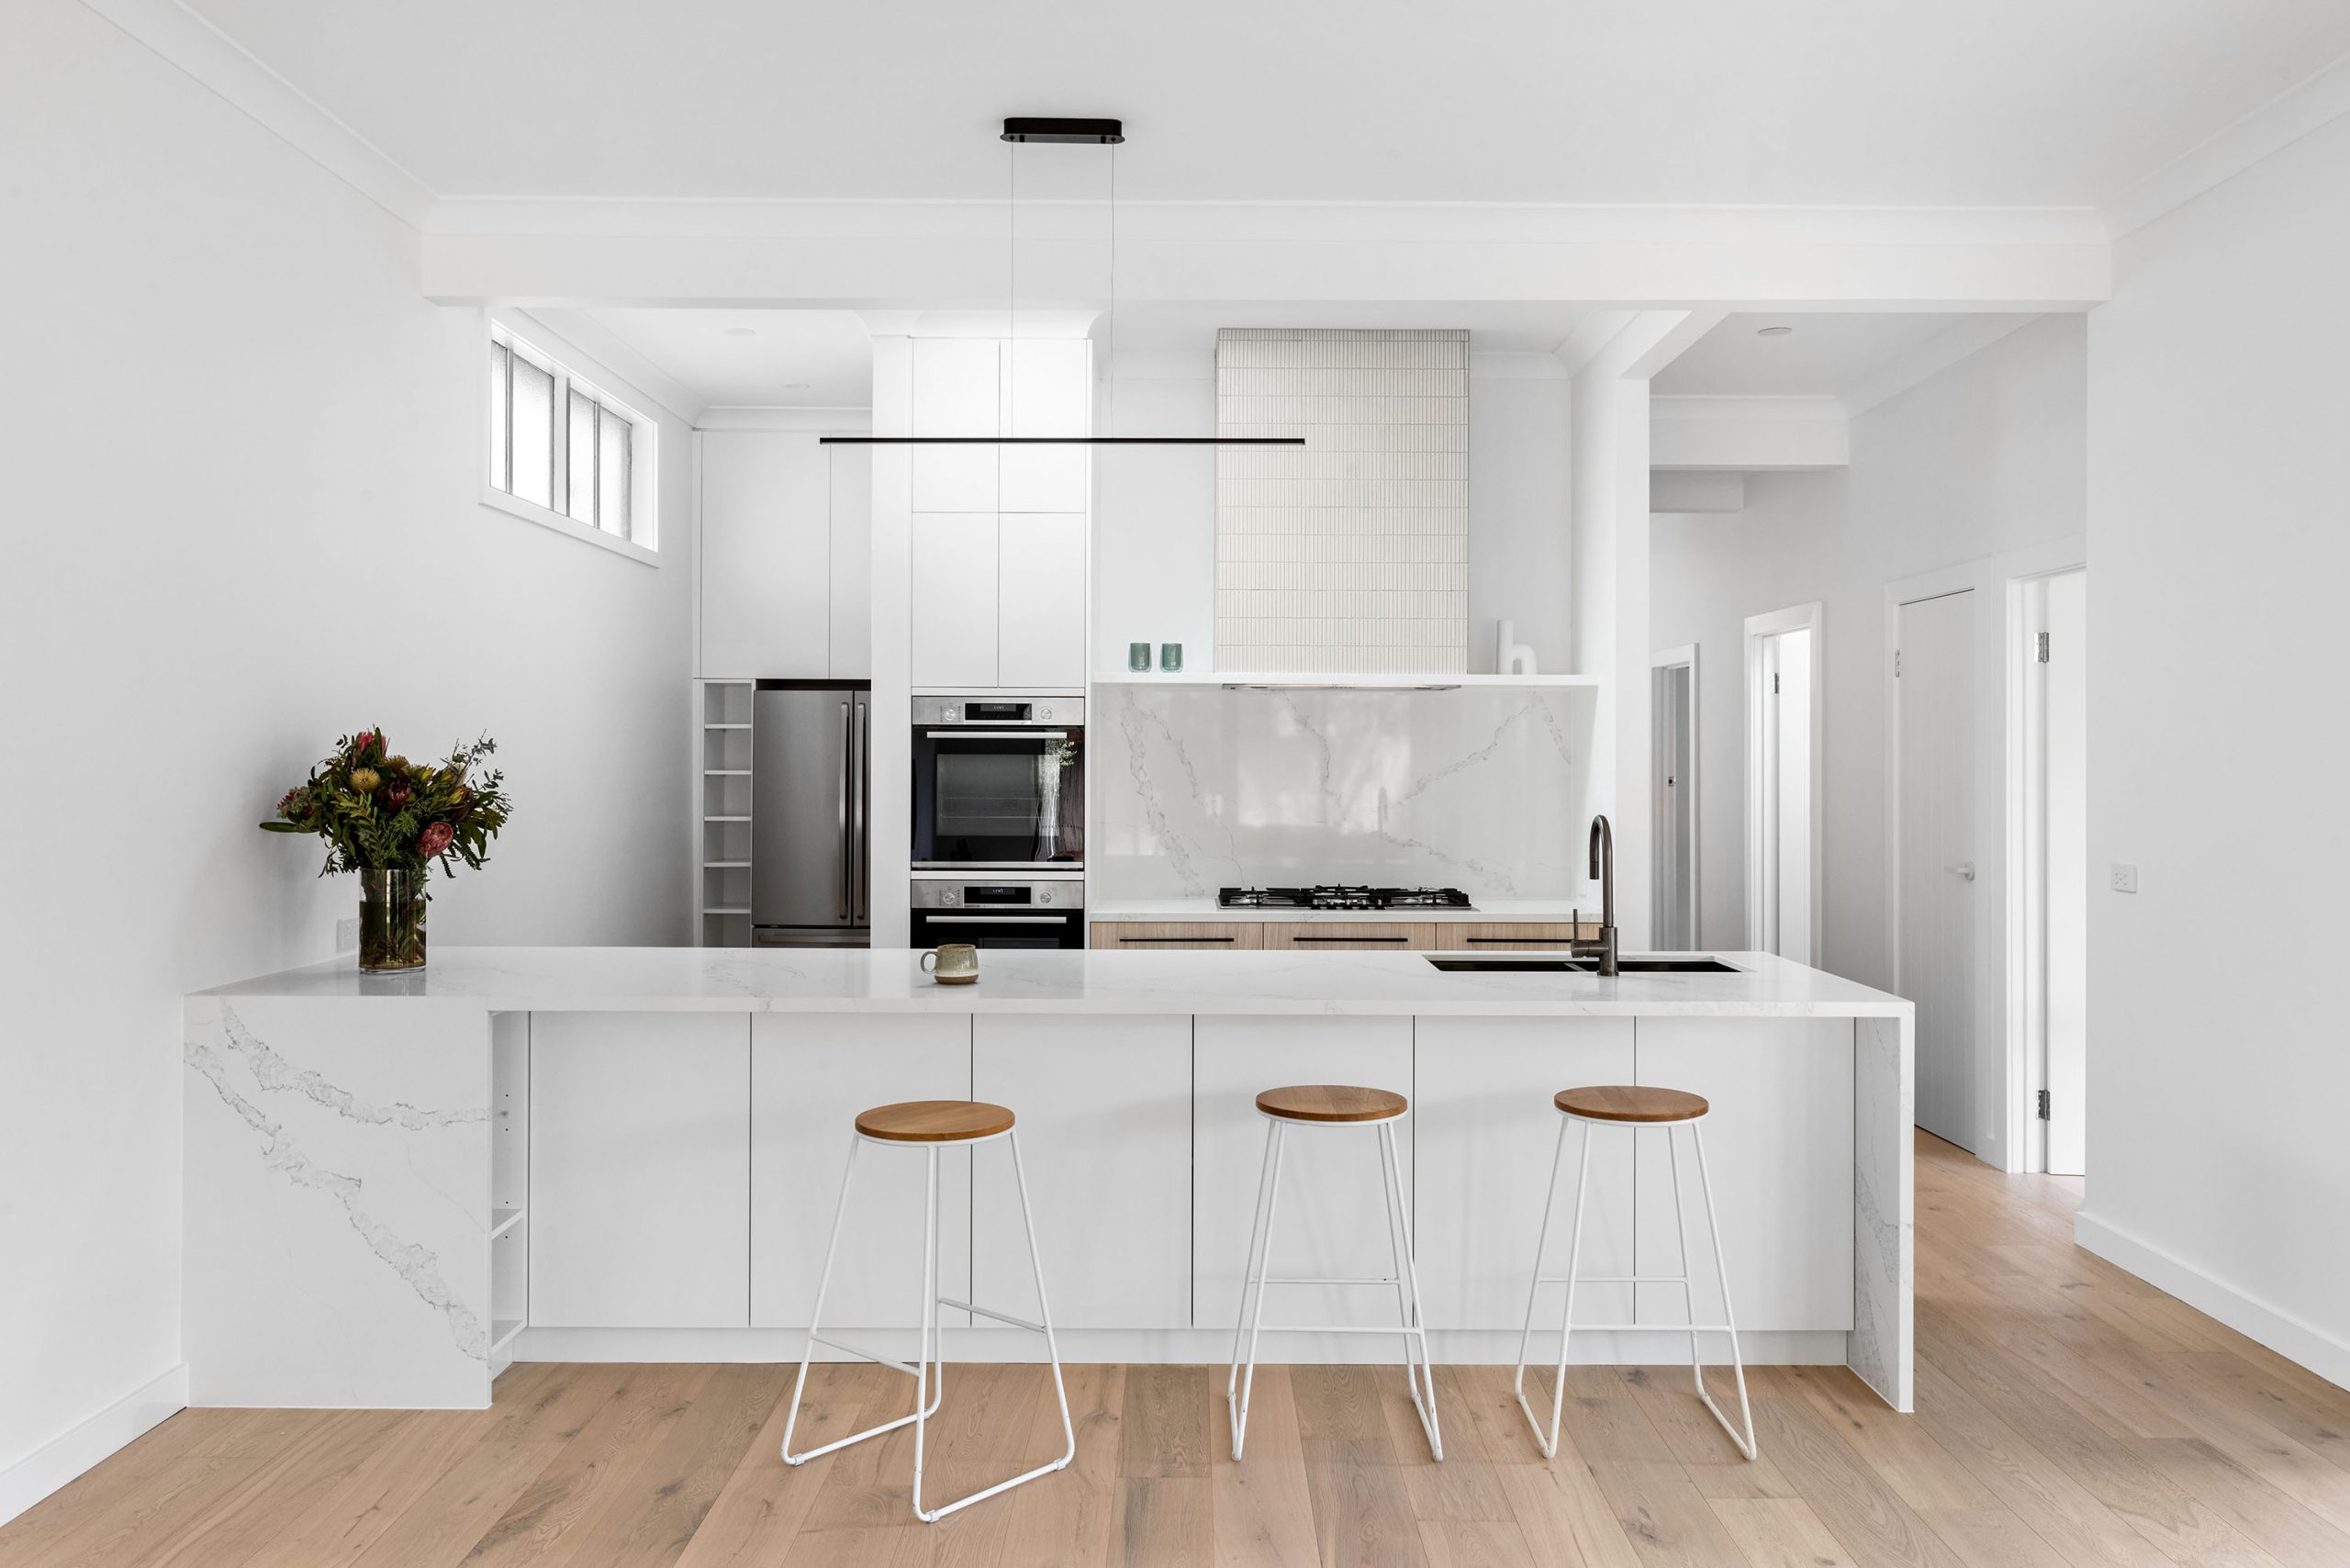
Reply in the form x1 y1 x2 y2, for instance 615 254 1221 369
358 868 429 972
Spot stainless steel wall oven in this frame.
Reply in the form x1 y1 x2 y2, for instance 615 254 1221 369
910 696 1083 870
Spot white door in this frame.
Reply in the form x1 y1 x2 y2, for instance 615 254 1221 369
1750 624 1815 963
997 512 1088 688
909 512 1001 688
827 443 873 679
1898 589 1977 1148
1651 659 1696 949
2031 570 2089 1174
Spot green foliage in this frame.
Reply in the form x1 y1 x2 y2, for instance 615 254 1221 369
259 727 513 880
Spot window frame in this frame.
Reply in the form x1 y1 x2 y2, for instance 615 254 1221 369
481 313 660 566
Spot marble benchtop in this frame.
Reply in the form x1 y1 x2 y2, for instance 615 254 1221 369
1086 898 1601 924
201 946 1911 1020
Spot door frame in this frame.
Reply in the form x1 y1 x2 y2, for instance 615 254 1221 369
1884 538 2084 1171
1651 644 1700 948
1742 603 1823 963
2009 564 2088 1174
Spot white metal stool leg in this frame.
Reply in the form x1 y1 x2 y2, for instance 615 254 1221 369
1512 1114 1589 1458
1227 1113 1442 1463
1378 1119 1443 1460
1686 1122 1757 1460
780 1126 1075 1522
1225 1118 1287 1461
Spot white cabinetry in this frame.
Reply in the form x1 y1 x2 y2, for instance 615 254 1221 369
696 431 870 680
1193 1015 1415 1329
971 1014 1191 1328
1636 1017 1853 1329
750 1014 973 1328
909 513 1001 689
998 512 1088 688
1414 1017 1637 1330
528 1012 749 1327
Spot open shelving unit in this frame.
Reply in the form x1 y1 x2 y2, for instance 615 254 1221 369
699 681 755 946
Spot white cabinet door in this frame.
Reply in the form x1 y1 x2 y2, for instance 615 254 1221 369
971 1014 1190 1328
1194 1015 1414 1329
1413 1017 1637 1330
910 513 1000 688
827 443 872 679
1636 1017 1853 1330
699 431 830 679
997 513 1087 689
529 1013 749 1327
912 339 998 513
751 1014 972 1328
1001 339 1089 513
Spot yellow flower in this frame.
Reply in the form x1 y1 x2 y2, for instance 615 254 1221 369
352 767 382 793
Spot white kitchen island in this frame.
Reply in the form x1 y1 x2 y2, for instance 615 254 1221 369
184 946 1913 1413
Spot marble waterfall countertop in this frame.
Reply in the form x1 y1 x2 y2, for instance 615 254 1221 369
1085 897 1606 924
202 946 1910 1019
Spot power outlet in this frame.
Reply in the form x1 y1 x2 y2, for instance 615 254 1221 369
336 915 361 952
2109 862 2139 894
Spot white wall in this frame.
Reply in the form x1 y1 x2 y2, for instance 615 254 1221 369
1651 313 2086 983
1094 350 1571 676
0 1 693 1514
2076 114 2350 1387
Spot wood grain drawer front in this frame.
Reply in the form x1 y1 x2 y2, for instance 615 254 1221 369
1260 921 1438 951
1440 921 1598 946
1091 921 1264 950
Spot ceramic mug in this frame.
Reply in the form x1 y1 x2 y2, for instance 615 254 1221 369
922 943 979 985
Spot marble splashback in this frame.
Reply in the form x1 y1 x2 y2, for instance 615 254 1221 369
1091 683 1598 901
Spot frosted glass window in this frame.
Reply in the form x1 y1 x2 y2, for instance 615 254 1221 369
488 342 509 490
567 389 599 524
599 406 630 538
510 355 554 509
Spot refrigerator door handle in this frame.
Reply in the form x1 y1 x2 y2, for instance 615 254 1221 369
836 700 852 921
852 698 869 924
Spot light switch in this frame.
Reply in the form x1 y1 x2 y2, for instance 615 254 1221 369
2109 863 2138 893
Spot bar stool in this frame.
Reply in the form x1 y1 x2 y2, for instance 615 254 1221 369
1227 1084 1442 1462
1513 1085 1757 1462
779 1100 1075 1523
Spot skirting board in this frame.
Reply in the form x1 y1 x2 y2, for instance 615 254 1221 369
515 1326 1850 1369
0 1362 187 1528
2076 1210 2350 1392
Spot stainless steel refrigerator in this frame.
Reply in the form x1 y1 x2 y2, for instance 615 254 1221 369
752 681 869 946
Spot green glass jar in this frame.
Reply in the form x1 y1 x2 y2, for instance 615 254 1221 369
358 868 429 972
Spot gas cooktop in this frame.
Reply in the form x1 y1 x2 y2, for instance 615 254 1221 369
1217 886 1474 912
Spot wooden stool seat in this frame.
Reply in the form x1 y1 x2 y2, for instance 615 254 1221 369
1553 1085 1709 1124
856 1100 1017 1143
1255 1084 1409 1123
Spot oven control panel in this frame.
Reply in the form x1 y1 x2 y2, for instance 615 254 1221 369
910 878 1083 911
924 696 1084 727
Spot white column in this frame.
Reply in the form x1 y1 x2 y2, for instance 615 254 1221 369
867 335 913 947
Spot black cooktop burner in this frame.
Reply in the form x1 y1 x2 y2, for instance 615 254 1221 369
1218 885 1474 912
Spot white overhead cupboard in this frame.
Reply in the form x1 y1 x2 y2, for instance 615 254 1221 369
696 431 871 681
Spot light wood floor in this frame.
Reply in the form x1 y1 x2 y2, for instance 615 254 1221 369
8 1131 2350 1567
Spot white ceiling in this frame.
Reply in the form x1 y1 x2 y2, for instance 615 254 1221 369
1109 302 1595 354
573 309 874 409
182 1 2350 208
1653 313 2034 398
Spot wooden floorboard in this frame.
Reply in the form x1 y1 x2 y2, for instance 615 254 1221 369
4 1133 2344 1568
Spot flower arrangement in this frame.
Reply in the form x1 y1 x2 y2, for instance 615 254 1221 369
261 728 511 874
260 729 511 971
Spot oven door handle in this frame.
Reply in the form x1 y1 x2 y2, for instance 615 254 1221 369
925 913 1077 924
924 730 1070 741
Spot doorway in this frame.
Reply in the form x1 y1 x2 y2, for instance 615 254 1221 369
1897 588 1977 1149
2019 568 2087 1174
1744 605 1822 964
1651 646 1698 949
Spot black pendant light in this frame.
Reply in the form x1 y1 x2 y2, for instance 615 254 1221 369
822 119 1304 448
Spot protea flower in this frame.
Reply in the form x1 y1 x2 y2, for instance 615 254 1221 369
382 782 414 808
417 821 454 858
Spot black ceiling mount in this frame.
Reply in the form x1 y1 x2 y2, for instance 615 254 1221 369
1001 117 1125 144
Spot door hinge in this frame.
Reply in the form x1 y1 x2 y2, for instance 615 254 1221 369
1894 649 1902 677
1772 672 1780 694
2036 632 2051 664
2036 1088 2051 1120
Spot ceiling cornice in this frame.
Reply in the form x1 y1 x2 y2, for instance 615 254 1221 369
82 0 434 228
2103 50 2350 238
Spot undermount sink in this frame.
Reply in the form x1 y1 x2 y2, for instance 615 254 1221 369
1424 954 1744 974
